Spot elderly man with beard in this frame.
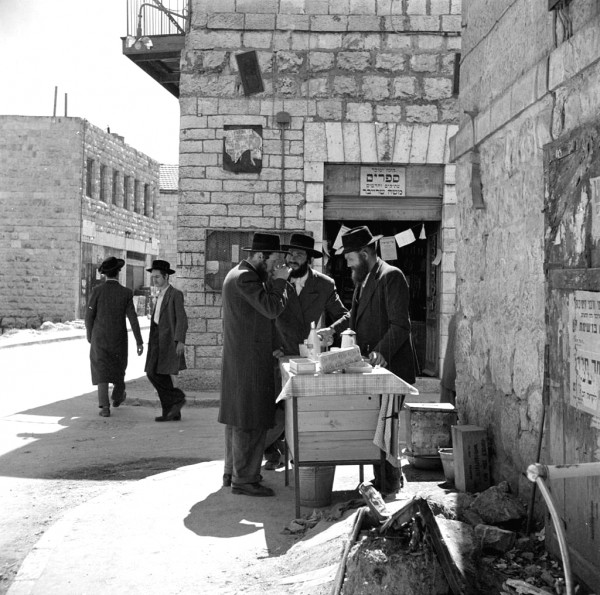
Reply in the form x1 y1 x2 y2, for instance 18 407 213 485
263 233 350 470
326 225 416 496
218 232 291 497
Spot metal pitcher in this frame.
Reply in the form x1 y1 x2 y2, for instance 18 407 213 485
340 329 357 349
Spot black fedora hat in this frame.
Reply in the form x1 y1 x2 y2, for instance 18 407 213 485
242 232 287 253
281 233 323 259
147 259 175 275
98 256 125 274
341 226 383 255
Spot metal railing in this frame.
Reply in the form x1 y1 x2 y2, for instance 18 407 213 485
126 0 189 37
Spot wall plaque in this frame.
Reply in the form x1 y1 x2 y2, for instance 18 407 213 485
223 125 262 174
360 166 406 197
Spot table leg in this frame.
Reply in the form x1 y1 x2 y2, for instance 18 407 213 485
293 396 301 518
284 438 289 487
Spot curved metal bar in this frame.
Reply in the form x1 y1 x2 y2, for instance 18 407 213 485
533 476 574 595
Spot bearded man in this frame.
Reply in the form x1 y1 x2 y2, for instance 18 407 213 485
264 233 350 470
337 225 416 495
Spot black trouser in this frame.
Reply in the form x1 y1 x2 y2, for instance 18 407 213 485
146 324 185 413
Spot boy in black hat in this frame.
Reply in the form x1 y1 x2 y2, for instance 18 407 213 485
85 256 144 417
145 260 189 422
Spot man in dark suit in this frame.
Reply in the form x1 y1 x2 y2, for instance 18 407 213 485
341 225 416 495
85 256 144 417
145 260 188 422
264 233 350 469
218 233 291 497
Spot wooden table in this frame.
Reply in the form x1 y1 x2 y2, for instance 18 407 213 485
277 362 419 517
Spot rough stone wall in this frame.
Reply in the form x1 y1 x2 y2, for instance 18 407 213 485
0 116 160 329
178 0 461 389
452 1 600 494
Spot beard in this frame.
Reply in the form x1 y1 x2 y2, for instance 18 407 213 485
351 254 370 285
288 260 309 279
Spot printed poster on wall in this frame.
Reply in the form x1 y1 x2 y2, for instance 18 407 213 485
569 290 600 417
223 125 262 174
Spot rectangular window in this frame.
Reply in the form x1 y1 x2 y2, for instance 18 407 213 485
453 53 461 97
123 175 131 210
99 165 107 202
112 171 120 206
134 179 141 213
86 158 94 198
144 184 152 217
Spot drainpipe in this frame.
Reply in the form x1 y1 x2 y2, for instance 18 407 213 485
275 111 291 230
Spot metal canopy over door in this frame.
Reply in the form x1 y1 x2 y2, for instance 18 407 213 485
323 164 443 376
544 122 600 590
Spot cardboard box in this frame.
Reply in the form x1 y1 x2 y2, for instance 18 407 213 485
452 425 490 493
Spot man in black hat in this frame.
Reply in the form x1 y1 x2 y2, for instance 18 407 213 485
339 225 416 495
85 256 144 417
145 260 189 422
263 233 350 470
218 233 291 497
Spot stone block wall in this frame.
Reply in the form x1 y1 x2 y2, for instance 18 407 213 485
81 121 160 267
0 116 83 328
177 0 461 389
0 116 160 329
452 2 600 493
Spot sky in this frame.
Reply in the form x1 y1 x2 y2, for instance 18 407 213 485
0 0 180 164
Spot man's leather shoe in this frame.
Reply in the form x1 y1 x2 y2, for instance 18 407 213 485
155 413 182 422
112 391 126 408
223 474 232 487
99 408 110 417
231 482 274 497
264 460 283 471
165 399 186 421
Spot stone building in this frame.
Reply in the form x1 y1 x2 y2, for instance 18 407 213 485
452 1 600 586
0 115 161 329
159 163 180 266
131 0 461 391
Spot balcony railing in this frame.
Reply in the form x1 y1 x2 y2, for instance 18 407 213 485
125 0 189 38
123 0 189 97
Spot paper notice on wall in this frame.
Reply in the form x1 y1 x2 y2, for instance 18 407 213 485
591 177 600 242
231 244 240 262
206 261 219 275
394 229 415 249
334 225 350 254
379 236 398 261
569 290 600 417
432 248 442 266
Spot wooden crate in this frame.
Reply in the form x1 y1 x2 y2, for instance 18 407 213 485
285 392 383 463
452 425 490 493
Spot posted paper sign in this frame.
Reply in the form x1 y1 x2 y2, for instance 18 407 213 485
380 236 398 261
569 290 600 417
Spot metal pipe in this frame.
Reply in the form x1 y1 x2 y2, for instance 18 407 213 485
526 461 600 595
532 475 574 595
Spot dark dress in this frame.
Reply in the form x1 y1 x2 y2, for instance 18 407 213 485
85 280 143 385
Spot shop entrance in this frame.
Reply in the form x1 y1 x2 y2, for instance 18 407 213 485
323 220 439 376
322 163 443 377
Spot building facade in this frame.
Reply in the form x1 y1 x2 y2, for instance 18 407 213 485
453 1 600 586
0 116 160 329
175 0 461 391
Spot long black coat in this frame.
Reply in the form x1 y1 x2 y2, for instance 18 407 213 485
85 280 143 385
274 267 349 355
218 260 288 430
351 258 416 384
